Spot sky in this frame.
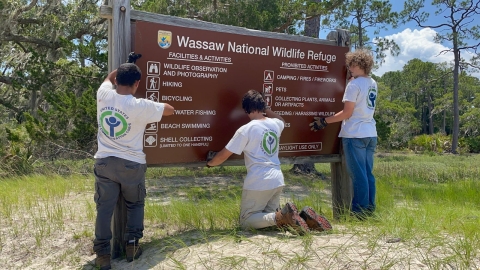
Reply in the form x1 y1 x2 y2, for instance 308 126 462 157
322 1 480 78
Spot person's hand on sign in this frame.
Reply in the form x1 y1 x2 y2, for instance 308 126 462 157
206 151 218 168
309 117 328 131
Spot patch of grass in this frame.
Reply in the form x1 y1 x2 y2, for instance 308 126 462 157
73 229 93 240
146 165 248 179
146 196 240 232
219 255 248 269
375 153 480 183
1 154 479 269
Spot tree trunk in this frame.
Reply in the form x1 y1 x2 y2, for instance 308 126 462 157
421 95 427 134
290 163 326 179
441 79 447 134
357 16 363 47
304 0 321 38
428 94 434 134
29 88 38 117
442 110 446 134
452 43 460 153
305 16 320 38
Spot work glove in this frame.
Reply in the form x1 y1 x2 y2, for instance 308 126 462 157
309 117 328 131
206 151 218 168
127 52 142 63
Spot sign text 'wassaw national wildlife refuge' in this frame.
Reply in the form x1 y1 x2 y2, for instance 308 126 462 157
132 21 349 165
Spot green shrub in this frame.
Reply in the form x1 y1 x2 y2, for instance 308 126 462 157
374 114 391 148
0 126 35 177
462 136 480 153
408 134 451 153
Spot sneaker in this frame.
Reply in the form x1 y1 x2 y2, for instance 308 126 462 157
126 243 143 262
275 202 309 235
95 254 111 270
299 206 333 232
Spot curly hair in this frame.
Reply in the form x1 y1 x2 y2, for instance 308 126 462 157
116 63 142 87
345 48 374 75
242 90 266 114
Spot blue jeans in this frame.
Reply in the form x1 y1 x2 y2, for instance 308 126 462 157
342 137 377 215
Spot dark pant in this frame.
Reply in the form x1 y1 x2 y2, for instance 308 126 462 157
93 156 147 256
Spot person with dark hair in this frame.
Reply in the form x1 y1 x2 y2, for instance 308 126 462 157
207 90 331 234
93 62 174 270
310 48 378 219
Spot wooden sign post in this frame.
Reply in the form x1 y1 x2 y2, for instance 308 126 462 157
106 0 131 259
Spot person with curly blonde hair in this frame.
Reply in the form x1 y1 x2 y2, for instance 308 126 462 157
310 48 378 219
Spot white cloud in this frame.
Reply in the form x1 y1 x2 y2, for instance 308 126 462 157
374 28 455 76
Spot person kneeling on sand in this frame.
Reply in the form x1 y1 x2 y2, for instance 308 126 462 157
206 90 332 234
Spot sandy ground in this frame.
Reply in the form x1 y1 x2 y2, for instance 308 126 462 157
1 175 477 270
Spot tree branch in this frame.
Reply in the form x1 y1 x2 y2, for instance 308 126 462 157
12 0 38 21
68 18 107 40
273 17 296 32
14 40 28 53
0 75 13 85
0 97 22 114
17 18 41 25
57 72 102 80
46 141 94 158
460 61 480 70
457 41 480 51
0 34 60 49
411 16 452 29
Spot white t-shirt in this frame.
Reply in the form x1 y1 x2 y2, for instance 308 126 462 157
226 118 285 191
338 77 378 138
94 81 165 164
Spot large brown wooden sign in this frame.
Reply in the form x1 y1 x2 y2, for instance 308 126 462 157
102 5 351 257
132 21 349 165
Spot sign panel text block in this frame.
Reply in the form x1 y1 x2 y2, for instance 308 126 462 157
133 21 349 165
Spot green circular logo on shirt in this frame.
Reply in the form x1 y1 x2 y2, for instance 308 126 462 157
100 111 128 138
262 131 279 156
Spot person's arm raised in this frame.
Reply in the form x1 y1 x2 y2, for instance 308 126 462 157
264 107 285 123
104 69 117 84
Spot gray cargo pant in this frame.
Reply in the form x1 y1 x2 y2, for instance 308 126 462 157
239 186 283 229
93 156 147 256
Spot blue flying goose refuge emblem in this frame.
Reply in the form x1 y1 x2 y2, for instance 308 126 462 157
158 30 172 49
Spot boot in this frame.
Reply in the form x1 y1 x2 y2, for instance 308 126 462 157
299 206 333 232
95 254 111 270
126 243 143 262
275 202 309 235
